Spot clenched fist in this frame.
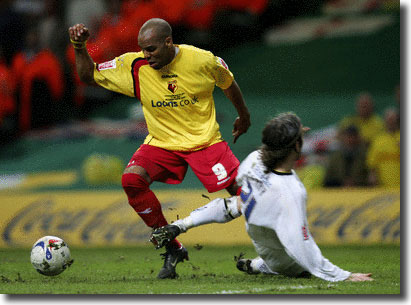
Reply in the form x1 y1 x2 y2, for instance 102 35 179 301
68 24 90 42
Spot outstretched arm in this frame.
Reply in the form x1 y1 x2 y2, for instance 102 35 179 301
150 196 241 249
68 24 96 85
223 80 251 143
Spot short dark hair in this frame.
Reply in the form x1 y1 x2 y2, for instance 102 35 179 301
260 112 302 172
140 18 172 41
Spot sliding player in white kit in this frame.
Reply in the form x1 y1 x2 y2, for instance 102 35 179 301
150 112 373 282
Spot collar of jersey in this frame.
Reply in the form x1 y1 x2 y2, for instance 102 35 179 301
271 169 292 175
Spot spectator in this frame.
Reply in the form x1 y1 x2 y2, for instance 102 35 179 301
297 140 328 190
339 92 384 147
0 0 26 64
65 0 125 115
11 27 65 132
367 108 400 188
323 125 369 187
65 0 107 36
210 0 268 50
0 46 17 144
37 0 67 61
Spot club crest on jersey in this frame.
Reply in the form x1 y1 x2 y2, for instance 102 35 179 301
168 80 178 93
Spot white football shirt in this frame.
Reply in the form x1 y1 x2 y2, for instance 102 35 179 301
236 150 351 281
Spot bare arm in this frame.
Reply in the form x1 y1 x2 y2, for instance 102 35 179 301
223 80 251 143
68 24 96 85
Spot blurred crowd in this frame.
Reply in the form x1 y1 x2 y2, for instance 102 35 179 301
0 0 307 143
0 0 400 189
298 88 400 189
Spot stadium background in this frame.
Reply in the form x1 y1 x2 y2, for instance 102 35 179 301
0 0 400 249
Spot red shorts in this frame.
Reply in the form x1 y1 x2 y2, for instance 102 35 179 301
126 142 240 193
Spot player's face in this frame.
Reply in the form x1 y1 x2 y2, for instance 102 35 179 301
356 96 373 118
138 30 174 70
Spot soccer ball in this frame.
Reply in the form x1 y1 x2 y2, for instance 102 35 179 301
30 236 73 276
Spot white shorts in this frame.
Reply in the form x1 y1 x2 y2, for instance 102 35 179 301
247 224 307 277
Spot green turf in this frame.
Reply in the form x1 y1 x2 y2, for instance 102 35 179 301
0 244 400 294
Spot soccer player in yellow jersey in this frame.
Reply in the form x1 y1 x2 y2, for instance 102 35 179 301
68 18 251 279
367 108 400 188
339 92 384 147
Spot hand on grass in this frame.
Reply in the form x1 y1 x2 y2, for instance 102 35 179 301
346 273 374 282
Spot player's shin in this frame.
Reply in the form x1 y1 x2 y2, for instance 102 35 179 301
173 196 241 233
122 173 181 249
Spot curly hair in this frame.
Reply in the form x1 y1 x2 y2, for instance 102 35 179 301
260 112 303 172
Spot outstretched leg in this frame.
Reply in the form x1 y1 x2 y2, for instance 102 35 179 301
150 196 241 248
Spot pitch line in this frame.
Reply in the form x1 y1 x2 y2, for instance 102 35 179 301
216 284 331 294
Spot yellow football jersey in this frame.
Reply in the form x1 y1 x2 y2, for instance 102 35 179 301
93 44 234 151
367 130 400 188
339 114 384 145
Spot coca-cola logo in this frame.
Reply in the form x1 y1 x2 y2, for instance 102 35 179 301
2 198 176 246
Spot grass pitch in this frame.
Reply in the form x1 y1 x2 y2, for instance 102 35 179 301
0 244 400 294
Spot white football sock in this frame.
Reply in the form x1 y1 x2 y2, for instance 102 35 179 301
172 197 241 233
251 257 278 275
